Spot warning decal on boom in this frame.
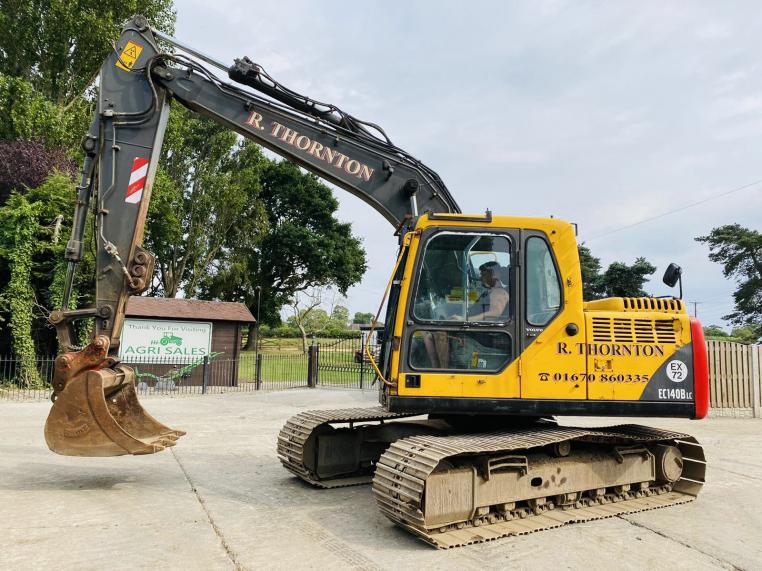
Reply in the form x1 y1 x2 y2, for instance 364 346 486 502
116 41 143 72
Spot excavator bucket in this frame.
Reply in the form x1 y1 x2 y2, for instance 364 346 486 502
44 336 185 456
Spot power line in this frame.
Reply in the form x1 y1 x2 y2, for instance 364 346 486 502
698 299 733 307
582 178 762 241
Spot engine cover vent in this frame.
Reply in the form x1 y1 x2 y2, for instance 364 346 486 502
591 317 676 344
584 297 685 314
621 297 684 312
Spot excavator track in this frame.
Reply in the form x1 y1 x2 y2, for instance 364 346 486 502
277 407 419 488
373 424 705 548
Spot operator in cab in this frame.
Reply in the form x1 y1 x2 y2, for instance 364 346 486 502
452 261 509 321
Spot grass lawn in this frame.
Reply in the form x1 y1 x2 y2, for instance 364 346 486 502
238 345 377 387
251 336 362 352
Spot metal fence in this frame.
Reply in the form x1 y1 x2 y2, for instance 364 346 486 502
0 335 380 401
313 336 379 389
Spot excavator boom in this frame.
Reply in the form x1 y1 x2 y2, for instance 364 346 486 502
46 17 458 456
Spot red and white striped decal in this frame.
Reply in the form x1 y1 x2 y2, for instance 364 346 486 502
125 157 149 204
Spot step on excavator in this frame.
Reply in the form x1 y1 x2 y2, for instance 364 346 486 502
46 16 708 547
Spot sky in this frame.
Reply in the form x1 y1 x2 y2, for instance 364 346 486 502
173 1 762 329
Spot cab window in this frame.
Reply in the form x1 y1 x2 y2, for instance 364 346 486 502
525 236 561 326
413 233 512 323
409 330 512 371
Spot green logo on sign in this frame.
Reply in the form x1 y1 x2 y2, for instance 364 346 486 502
158 332 183 346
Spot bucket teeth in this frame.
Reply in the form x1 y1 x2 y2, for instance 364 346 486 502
45 365 184 457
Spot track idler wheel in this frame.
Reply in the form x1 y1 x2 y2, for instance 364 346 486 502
654 444 684 483
44 337 185 456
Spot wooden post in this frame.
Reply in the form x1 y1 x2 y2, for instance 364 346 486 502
307 343 319 388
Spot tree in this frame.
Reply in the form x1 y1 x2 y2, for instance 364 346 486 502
577 245 656 300
703 324 728 339
0 194 42 384
256 161 366 317
286 288 333 352
0 76 89 152
696 225 762 331
329 305 350 331
286 296 351 347
0 140 76 204
578 244 603 300
353 312 374 325
202 160 367 347
145 109 268 298
0 0 175 104
597 258 657 298
0 173 78 367
730 326 759 344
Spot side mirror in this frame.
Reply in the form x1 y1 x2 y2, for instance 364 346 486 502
662 263 682 287
662 263 683 298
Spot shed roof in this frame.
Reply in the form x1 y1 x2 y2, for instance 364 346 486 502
125 297 255 323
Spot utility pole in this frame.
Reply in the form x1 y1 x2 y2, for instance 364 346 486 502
688 301 702 318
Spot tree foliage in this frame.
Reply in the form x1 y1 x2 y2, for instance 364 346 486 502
697 224 762 331
578 244 603 301
285 289 352 351
0 75 90 151
145 108 268 298
0 139 76 204
0 174 84 355
598 258 657 298
729 326 760 344
577 245 656 300
0 195 42 384
202 160 367 329
703 324 759 344
703 324 728 339
0 0 175 104
330 305 350 329
0 0 174 364
353 311 374 324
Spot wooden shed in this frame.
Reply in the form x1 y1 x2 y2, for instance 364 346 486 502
120 297 255 388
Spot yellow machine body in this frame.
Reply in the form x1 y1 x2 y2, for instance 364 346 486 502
381 214 703 419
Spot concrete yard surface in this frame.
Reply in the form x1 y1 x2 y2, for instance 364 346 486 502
1 389 760 570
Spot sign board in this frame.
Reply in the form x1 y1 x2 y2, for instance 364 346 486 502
119 319 213 363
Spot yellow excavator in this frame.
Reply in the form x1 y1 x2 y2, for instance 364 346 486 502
46 16 708 548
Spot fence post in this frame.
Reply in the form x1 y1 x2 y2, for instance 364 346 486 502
752 345 761 419
307 343 319 388
255 354 262 390
202 356 209 394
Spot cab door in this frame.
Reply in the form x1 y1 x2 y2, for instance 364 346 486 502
396 227 520 399
519 232 586 400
